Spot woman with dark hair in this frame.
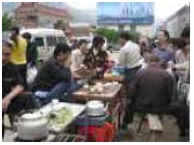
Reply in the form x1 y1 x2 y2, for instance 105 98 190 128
175 38 189 82
176 39 189 63
22 32 38 67
83 36 108 77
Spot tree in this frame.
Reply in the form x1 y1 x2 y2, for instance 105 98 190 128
54 20 67 30
95 28 140 44
95 28 118 43
2 13 12 31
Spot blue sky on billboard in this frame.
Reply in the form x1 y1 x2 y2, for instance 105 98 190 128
97 2 154 25
66 1 188 20
97 2 154 16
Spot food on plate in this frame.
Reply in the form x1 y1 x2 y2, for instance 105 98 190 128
83 84 90 90
48 107 73 127
112 82 119 85
89 84 104 93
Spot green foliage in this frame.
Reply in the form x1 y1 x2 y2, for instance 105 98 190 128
54 20 67 30
2 13 12 32
95 28 118 43
95 28 140 44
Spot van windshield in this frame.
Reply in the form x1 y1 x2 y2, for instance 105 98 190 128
58 37 66 44
46 36 57 47
35 37 44 47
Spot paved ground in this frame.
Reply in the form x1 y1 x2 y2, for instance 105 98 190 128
119 115 182 142
3 114 188 142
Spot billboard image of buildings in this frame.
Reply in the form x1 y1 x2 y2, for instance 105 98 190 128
97 2 154 25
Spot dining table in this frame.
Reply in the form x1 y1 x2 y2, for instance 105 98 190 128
73 82 124 133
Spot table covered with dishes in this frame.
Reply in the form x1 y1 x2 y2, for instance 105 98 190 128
73 81 123 133
5 102 86 142
6 67 125 142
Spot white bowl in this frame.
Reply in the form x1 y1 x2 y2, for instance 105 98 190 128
85 101 105 116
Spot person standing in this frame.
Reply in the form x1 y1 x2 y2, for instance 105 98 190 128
83 36 108 77
118 32 143 83
22 32 38 67
10 26 27 89
117 32 142 129
181 26 190 45
152 30 174 68
175 39 189 82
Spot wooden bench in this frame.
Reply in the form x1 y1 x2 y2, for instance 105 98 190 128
147 114 163 141
137 114 163 141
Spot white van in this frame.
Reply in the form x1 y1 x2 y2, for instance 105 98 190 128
20 28 66 62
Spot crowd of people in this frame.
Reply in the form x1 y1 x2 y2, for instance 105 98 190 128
2 25 190 140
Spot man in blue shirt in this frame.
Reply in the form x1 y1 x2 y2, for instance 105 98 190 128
152 30 175 68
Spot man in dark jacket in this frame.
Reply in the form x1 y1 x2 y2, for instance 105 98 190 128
125 55 189 138
2 41 37 138
22 32 38 67
32 43 76 105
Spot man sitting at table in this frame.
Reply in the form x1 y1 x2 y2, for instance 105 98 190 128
71 39 88 74
32 43 78 106
2 41 37 138
126 54 189 139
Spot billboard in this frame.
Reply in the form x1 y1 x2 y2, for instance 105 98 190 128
97 2 154 25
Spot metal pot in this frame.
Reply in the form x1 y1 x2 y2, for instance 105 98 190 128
85 100 107 117
17 112 48 141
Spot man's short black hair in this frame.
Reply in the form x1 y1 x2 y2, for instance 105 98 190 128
160 30 170 41
119 32 130 41
181 26 190 38
77 39 87 47
22 32 32 40
92 36 105 48
54 43 71 58
10 26 20 35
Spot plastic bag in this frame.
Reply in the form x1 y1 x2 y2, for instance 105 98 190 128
27 65 38 84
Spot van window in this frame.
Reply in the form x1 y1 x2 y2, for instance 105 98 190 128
35 37 44 47
46 36 57 47
57 37 66 44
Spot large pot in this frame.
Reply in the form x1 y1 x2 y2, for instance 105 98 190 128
85 100 107 117
17 112 48 141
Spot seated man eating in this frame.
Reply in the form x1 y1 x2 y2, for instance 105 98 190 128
32 43 77 106
126 54 189 139
2 41 37 138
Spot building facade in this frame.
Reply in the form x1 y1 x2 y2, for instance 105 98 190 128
14 2 71 28
165 5 190 38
